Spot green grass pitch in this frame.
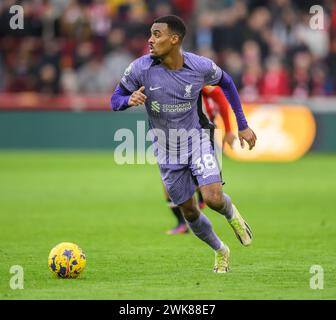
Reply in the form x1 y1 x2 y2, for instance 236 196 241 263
0 152 335 299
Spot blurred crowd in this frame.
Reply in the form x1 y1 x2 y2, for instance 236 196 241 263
0 0 335 100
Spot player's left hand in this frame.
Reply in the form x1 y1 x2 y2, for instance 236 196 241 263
223 132 236 149
238 127 257 150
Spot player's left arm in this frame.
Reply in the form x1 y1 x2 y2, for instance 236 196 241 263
217 71 257 150
202 58 257 150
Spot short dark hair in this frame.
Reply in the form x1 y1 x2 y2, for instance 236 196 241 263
153 15 186 41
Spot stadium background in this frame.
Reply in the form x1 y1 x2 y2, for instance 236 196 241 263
0 0 335 300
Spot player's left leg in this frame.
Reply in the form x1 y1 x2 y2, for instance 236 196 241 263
178 196 230 273
199 182 253 246
191 130 253 246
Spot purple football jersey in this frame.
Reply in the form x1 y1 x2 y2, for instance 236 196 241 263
120 52 224 204
120 52 222 130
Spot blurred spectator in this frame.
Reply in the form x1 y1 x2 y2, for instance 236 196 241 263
61 0 92 41
245 7 271 54
171 0 195 21
77 57 106 93
102 28 135 91
291 50 312 98
331 3 336 38
87 0 111 38
5 41 38 92
293 11 329 59
0 54 4 91
240 64 262 102
73 41 95 70
311 63 330 96
239 40 262 101
259 56 290 97
60 67 79 94
327 36 336 93
222 49 243 88
37 63 59 94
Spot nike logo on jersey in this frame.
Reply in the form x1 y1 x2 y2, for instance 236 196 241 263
202 173 215 179
149 86 161 91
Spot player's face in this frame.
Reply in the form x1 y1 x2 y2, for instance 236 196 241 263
148 23 179 58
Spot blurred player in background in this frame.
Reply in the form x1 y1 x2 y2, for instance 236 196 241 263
165 85 236 235
111 15 257 273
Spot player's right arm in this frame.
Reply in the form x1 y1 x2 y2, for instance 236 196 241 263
111 84 147 110
110 59 147 111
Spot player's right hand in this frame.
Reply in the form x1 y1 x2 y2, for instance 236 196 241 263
128 86 147 106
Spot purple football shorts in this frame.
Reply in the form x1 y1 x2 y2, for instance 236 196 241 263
159 140 222 205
